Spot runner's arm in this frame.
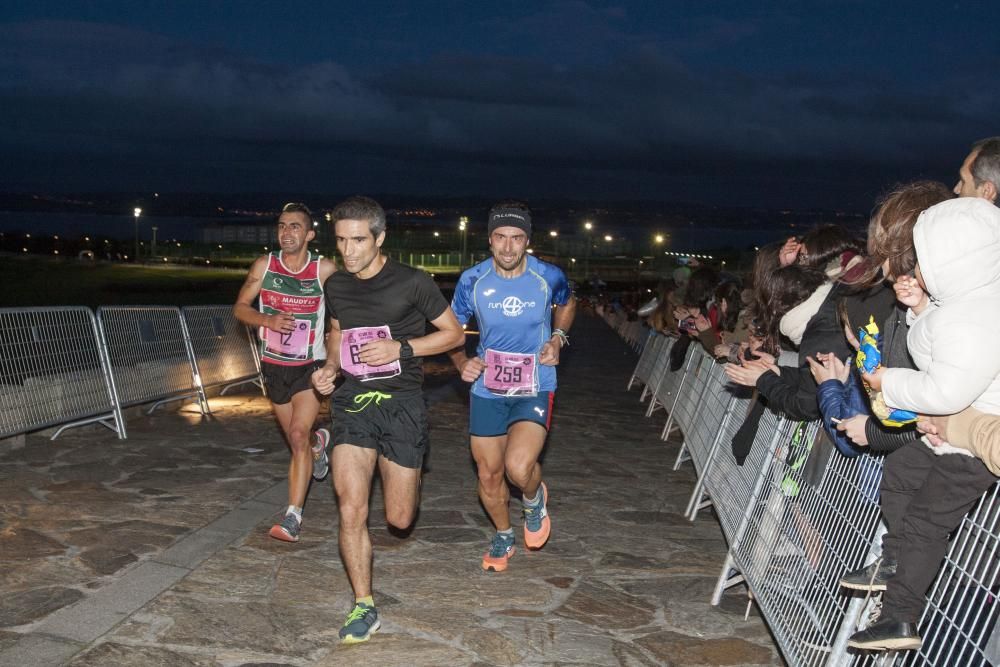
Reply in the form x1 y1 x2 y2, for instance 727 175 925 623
311 317 342 395
233 256 294 332
411 306 466 357
551 296 576 342
447 344 486 382
539 296 577 365
356 307 466 367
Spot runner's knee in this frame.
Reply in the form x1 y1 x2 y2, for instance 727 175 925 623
385 505 416 530
287 424 311 450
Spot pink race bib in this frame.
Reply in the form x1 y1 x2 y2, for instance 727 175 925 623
340 325 402 382
484 349 537 396
263 318 311 360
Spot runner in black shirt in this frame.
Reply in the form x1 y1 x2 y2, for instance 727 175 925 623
311 196 464 645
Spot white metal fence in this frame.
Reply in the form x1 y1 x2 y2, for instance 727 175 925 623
181 305 263 395
0 307 122 439
1 305 263 440
605 315 1000 667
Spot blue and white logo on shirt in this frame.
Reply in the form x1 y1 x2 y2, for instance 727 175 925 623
489 295 537 317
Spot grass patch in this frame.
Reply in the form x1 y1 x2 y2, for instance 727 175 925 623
4 255 247 308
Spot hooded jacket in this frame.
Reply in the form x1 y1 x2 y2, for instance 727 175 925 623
882 198 1000 421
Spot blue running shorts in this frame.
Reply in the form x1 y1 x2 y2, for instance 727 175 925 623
470 392 554 437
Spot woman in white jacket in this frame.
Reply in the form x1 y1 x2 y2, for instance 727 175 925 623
847 197 1000 652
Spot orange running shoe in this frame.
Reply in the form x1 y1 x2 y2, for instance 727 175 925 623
269 513 300 542
523 482 550 549
482 532 516 572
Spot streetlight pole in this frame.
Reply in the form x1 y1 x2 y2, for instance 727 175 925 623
583 221 593 282
459 216 468 267
151 226 158 258
133 207 142 262
549 230 559 263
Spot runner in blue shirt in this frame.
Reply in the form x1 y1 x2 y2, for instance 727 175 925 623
449 201 576 572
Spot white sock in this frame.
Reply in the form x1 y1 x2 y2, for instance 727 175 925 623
523 488 542 506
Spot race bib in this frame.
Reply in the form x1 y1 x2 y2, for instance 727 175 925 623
484 349 537 396
340 325 402 382
263 318 311 360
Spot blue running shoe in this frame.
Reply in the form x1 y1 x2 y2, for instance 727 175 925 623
339 602 380 644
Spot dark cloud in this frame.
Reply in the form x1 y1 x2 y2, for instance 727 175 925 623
0 7 997 209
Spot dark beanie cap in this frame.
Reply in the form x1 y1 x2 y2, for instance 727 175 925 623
488 208 532 237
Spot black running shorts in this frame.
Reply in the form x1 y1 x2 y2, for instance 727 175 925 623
330 385 428 469
261 361 322 405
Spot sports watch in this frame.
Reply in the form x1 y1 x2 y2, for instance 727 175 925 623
398 339 414 360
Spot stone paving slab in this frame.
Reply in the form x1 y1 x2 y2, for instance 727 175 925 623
0 314 784 666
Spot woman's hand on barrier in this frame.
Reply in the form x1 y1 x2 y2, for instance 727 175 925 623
311 365 338 395
723 360 771 387
835 414 869 446
460 356 487 383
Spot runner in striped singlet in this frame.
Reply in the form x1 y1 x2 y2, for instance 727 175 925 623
234 202 337 542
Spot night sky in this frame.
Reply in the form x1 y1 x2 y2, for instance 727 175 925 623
2 1 998 210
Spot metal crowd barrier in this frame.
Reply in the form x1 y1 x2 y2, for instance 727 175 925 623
181 305 264 395
97 306 211 419
0 304 268 442
0 307 124 439
615 325 1000 667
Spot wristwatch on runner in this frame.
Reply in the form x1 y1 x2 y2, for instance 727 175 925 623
398 339 414 360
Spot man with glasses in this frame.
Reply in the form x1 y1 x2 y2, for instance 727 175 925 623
234 202 336 542
448 200 576 572
310 195 465 644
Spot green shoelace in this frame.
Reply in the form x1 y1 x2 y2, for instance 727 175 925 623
345 391 393 413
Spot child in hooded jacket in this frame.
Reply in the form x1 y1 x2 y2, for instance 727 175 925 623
846 197 1000 652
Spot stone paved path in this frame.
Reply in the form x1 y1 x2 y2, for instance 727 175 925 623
0 314 784 666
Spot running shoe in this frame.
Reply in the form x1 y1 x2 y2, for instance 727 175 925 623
339 602 380 644
523 482 550 549
268 512 301 542
482 532 516 572
312 427 331 481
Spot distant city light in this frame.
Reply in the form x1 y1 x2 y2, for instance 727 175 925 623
584 222 593 231
603 235 613 242
549 230 558 237
655 234 665 244
571 258 576 263
134 207 142 218
526 249 534 254
433 231 440 237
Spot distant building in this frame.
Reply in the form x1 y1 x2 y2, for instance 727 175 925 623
200 219 331 246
